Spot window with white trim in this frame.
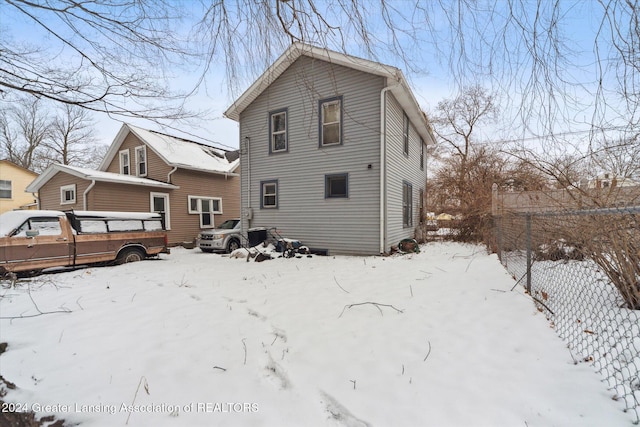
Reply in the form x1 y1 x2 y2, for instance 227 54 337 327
60 184 76 205
320 97 342 146
150 192 170 230
261 180 278 208
0 180 11 199
188 196 222 228
119 149 130 175
135 146 147 177
402 181 413 228
269 109 288 153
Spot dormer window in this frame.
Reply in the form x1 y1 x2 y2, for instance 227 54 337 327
119 149 130 175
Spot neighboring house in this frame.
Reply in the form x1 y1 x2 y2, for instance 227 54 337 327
225 43 435 255
26 124 240 245
586 173 640 189
0 159 38 214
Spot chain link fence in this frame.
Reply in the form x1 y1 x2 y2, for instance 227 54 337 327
494 206 640 424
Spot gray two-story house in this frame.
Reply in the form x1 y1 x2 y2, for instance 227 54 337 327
225 43 435 255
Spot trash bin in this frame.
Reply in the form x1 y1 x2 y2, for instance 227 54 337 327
248 227 268 247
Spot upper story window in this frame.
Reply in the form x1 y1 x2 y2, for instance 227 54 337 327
420 137 425 170
135 146 147 177
261 180 278 209
269 109 288 153
60 184 76 205
319 96 342 146
0 180 11 199
325 173 348 198
119 149 130 175
403 112 410 155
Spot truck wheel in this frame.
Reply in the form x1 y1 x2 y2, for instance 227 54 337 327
227 239 240 253
117 247 145 264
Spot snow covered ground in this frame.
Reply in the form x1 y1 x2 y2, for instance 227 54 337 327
0 242 632 426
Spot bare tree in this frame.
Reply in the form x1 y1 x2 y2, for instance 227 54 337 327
1 0 198 121
42 104 106 170
591 134 640 180
428 85 498 212
0 97 102 172
2 0 638 142
0 96 49 171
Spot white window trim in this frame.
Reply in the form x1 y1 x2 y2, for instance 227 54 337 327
135 145 147 177
188 196 222 229
150 192 170 230
119 149 130 175
188 196 223 214
60 184 76 205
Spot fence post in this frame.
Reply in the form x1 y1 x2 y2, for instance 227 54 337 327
496 215 503 263
525 213 532 294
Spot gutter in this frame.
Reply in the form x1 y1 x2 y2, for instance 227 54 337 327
380 83 400 254
83 180 96 210
245 136 251 227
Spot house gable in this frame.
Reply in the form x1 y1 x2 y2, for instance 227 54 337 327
99 124 240 178
226 42 435 146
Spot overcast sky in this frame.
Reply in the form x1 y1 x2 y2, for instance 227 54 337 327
2 1 632 152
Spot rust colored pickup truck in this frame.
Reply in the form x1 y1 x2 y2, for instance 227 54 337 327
0 210 170 276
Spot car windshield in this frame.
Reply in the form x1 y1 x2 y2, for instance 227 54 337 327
218 219 239 230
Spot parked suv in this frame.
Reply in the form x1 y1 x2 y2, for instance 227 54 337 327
198 219 241 253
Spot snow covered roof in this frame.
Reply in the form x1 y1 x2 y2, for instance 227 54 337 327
99 124 240 176
0 210 65 236
224 42 435 144
25 164 179 193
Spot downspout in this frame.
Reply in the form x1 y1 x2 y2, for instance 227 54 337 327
245 136 251 228
83 180 95 210
379 84 400 254
167 166 178 184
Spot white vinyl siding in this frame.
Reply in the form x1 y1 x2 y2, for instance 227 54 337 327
240 56 383 254
385 93 427 248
